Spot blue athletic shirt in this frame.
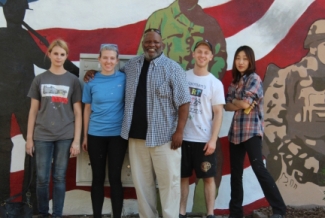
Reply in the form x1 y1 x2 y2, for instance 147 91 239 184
82 71 125 136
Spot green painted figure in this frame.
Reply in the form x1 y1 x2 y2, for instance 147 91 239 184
137 0 227 79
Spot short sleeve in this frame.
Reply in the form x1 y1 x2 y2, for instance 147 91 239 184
82 82 92 104
212 79 225 105
27 76 41 100
170 65 190 107
71 77 82 104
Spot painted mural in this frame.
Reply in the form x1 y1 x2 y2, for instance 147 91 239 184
0 0 79 212
0 0 325 216
263 18 325 205
137 0 227 79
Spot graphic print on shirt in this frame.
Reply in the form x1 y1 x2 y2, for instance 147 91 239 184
188 82 207 133
41 84 70 104
189 87 203 116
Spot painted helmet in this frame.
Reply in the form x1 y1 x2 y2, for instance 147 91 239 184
304 19 325 48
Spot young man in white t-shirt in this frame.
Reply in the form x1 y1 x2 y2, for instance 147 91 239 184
179 40 225 218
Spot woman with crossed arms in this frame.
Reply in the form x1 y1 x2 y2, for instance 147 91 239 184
225 45 286 218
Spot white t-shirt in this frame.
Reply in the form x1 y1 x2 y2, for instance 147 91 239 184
183 69 225 142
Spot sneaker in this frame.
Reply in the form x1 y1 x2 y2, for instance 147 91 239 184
206 215 215 218
270 215 284 218
179 214 187 218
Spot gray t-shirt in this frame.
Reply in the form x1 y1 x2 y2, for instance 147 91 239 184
28 70 82 141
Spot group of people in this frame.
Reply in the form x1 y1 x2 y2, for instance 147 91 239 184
25 28 286 218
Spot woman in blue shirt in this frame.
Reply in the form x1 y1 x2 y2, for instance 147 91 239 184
82 44 127 218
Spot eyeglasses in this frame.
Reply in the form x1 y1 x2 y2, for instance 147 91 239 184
99 44 119 56
100 44 119 51
144 28 161 36
100 44 118 50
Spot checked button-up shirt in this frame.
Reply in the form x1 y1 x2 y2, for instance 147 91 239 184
226 72 264 144
121 53 190 147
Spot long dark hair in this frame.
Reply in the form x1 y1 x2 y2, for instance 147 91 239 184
231 45 256 84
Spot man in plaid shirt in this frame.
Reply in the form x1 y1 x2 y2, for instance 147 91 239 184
121 28 190 218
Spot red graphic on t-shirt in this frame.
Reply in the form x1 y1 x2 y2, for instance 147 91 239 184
52 96 68 104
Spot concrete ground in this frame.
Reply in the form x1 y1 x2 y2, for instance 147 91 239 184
44 215 262 218
33 212 270 217
33 214 231 218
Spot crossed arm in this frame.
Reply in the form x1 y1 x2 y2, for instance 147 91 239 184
224 98 251 111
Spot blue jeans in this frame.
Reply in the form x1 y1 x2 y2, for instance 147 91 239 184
34 139 72 217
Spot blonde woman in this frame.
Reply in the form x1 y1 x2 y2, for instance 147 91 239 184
26 39 82 218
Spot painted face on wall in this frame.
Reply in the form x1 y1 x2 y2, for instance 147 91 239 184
235 51 249 75
192 44 213 68
3 0 27 24
316 41 325 64
142 31 163 61
48 46 68 68
98 50 119 74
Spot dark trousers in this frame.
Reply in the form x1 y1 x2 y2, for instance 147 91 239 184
87 135 128 218
229 136 286 217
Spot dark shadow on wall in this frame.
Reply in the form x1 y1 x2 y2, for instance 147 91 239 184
0 0 79 212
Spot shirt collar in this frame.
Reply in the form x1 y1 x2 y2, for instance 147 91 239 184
139 52 166 66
